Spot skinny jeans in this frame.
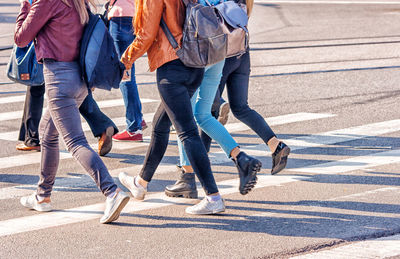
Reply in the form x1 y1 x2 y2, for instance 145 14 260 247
109 17 143 132
37 60 117 197
139 59 218 195
178 60 238 167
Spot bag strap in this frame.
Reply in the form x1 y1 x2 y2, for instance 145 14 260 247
103 0 119 19
160 18 180 51
108 0 119 11
160 0 192 50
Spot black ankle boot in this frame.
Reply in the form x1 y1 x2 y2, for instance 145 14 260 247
165 169 198 199
233 152 262 195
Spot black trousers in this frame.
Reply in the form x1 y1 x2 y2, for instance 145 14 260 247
139 59 219 195
18 85 45 147
201 51 277 151
19 86 118 146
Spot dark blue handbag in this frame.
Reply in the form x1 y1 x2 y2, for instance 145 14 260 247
6 42 44 86
6 0 44 87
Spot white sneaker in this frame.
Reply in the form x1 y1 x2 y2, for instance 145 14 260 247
100 189 130 224
118 172 147 200
20 193 52 212
185 197 225 215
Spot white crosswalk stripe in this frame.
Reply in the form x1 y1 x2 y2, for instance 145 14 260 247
0 97 158 122
290 234 400 259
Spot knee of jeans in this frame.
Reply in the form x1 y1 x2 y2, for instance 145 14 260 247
231 104 249 118
177 127 199 143
64 134 88 153
193 111 210 126
41 134 58 148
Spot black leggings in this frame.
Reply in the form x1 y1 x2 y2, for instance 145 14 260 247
139 59 219 195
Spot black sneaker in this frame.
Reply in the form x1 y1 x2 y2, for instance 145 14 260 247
165 167 198 199
271 142 290 175
233 152 262 195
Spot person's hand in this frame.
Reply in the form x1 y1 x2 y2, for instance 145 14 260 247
19 0 29 4
121 70 131 82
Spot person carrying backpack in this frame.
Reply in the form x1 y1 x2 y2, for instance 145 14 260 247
118 0 225 215
165 0 262 200
15 0 129 224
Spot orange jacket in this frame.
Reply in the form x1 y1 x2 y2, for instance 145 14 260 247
121 0 185 72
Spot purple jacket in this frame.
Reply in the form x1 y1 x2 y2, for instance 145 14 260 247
14 0 84 62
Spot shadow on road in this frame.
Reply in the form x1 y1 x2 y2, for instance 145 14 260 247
112 202 400 240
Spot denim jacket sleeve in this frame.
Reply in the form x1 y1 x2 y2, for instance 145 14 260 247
120 0 163 70
14 0 54 47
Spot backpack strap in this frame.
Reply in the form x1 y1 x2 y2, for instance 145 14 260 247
160 18 180 51
108 0 119 11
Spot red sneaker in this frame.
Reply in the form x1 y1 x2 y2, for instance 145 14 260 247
141 120 148 131
112 130 143 142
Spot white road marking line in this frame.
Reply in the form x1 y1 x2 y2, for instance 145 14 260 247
111 112 336 151
0 165 176 201
249 186 400 220
0 174 306 237
290 234 400 259
290 149 400 173
0 111 332 145
0 95 26 104
0 98 158 122
0 112 156 141
255 0 400 4
224 112 335 133
327 187 400 201
210 118 400 164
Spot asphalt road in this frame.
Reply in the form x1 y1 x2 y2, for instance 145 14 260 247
0 0 399 258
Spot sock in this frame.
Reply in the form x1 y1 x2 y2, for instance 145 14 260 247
107 190 117 199
134 176 142 188
206 194 221 202
36 195 45 202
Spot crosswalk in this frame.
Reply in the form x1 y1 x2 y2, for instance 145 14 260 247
0 90 399 258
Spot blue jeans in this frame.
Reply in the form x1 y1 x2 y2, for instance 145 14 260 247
38 60 117 197
139 59 219 195
178 60 238 166
109 17 143 132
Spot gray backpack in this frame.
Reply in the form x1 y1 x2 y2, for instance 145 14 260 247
161 0 227 68
161 0 249 68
